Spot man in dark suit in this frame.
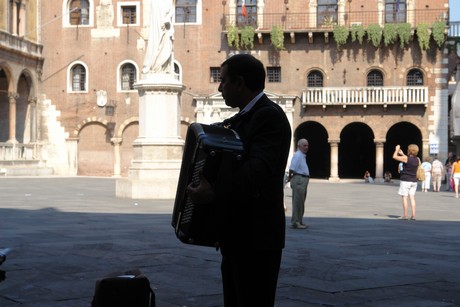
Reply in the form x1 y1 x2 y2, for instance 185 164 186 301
187 54 291 306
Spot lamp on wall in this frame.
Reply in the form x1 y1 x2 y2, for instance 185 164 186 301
105 100 117 116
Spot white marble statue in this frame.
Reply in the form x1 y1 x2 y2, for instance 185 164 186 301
142 0 174 75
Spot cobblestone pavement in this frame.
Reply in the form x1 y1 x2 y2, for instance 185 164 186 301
0 177 459 306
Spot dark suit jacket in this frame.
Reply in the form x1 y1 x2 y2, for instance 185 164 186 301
217 94 292 251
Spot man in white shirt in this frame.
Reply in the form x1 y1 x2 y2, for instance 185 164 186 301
431 155 444 192
288 139 310 229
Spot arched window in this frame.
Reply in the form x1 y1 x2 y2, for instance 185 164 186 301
407 69 424 86
307 70 324 87
174 62 182 82
367 70 383 86
317 0 338 26
121 63 136 91
69 0 90 25
71 64 86 91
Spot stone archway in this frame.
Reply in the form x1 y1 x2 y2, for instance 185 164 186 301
0 67 10 142
385 122 423 179
16 73 32 143
339 122 375 179
294 121 330 179
77 121 114 176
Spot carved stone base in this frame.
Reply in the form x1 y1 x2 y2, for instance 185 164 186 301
115 76 185 199
115 143 183 199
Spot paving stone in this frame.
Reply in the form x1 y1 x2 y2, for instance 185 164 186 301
0 177 459 306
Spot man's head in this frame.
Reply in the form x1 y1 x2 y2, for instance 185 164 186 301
297 139 309 154
218 54 265 108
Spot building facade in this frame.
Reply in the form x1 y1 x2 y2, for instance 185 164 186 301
1 0 457 181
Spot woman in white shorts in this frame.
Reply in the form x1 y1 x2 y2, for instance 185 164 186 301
451 156 460 198
392 144 419 220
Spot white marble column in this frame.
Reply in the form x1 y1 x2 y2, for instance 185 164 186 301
111 137 122 178
375 140 385 182
329 139 340 182
8 92 18 144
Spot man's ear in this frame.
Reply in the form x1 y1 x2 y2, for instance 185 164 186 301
235 75 245 88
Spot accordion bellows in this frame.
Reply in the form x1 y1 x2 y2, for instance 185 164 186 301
172 123 244 247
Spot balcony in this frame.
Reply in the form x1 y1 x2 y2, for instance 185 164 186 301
301 86 428 110
0 30 43 59
448 21 460 37
223 9 447 32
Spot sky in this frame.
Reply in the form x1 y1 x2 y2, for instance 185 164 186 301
451 0 460 21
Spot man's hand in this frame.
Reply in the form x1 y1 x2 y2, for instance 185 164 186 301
186 172 216 204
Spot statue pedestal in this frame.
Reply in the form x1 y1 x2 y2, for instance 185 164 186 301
116 74 185 199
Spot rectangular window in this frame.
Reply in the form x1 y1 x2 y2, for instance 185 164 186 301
117 2 140 26
237 0 257 27
210 67 221 83
267 67 281 83
317 0 338 26
122 6 137 24
176 0 197 23
385 0 406 23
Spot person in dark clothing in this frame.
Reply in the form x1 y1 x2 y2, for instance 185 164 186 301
392 144 419 220
187 54 292 306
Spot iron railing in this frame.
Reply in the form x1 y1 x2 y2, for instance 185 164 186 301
224 9 448 31
449 21 460 37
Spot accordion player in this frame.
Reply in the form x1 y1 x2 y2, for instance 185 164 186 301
171 122 244 247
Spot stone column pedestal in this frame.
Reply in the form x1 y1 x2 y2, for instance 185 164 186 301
116 74 185 199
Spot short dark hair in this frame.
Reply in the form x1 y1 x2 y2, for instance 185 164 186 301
221 54 265 91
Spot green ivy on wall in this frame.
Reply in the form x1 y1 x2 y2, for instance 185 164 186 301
227 25 239 49
350 24 365 44
383 23 398 46
240 26 255 49
397 23 411 49
367 24 383 48
416 23 430 51
432 21 447 48
333 25 349 49
270 25 284 50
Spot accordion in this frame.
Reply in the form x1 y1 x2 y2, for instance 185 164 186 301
172 123 244 247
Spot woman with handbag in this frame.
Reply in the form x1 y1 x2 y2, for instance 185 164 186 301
393 144 419 220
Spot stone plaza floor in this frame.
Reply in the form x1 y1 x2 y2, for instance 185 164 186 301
0 177 459 306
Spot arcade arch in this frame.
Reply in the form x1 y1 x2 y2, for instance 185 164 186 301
293 121 330 179
339 123 375 178
292 120 423 181
76 119 114 176
385 122 423 179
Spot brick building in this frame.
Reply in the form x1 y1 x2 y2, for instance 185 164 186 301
1 0 457 181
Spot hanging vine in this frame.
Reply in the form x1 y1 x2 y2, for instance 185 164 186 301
416 23 430 51
227 25 239 49
240 26 255 50
270 25 284 50
397 23 411 49
367 24 383 48
383 23 398 46
333 25 349 49
432 21 447 48
350 24 365 44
